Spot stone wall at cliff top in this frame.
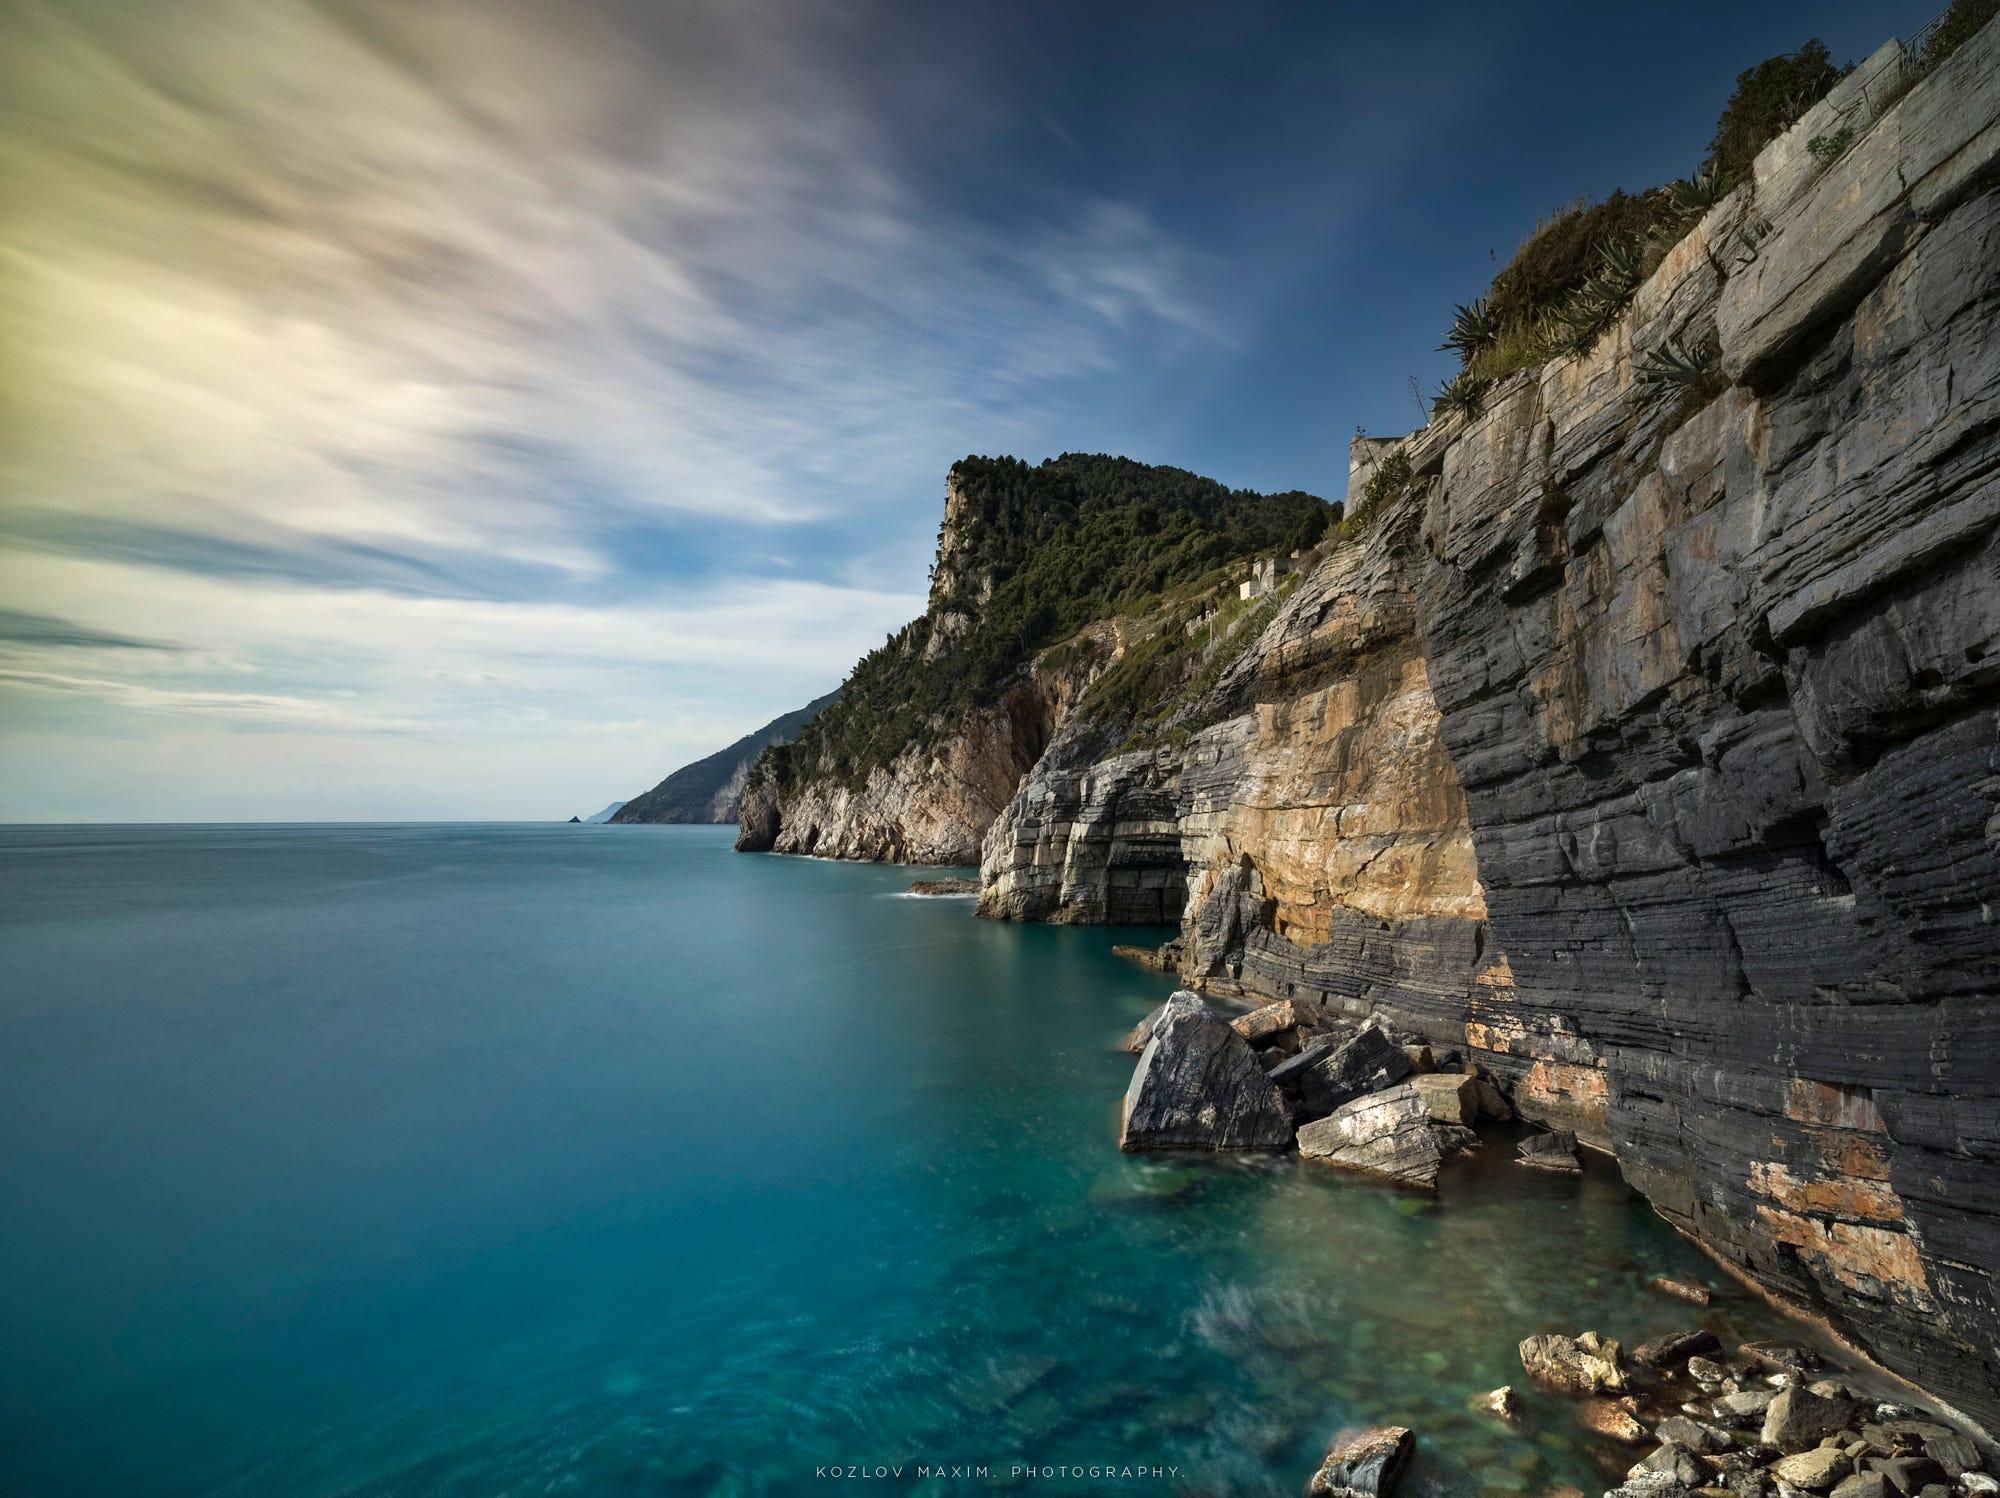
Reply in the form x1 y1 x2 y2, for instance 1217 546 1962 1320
982 25 2000 1433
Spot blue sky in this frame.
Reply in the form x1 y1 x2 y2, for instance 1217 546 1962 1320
0 0 1928 820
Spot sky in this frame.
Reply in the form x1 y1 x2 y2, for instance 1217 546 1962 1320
0 0 1929 822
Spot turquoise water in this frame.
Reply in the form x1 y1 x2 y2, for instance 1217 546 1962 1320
0 823 1824 1496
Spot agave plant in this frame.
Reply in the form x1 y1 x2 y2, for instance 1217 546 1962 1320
1440 296 1501 360
1432 369 1492 421
1637 330 1724 393
1665 164 1727 218
1552 235 1645 354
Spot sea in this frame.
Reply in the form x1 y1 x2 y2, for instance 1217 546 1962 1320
0 822 1829 1496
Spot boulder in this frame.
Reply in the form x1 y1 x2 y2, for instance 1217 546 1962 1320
1650 1276 1712 1306
907 877 979 895
1740 1341 1823 1375
1305 1424 1412 1497
1717 1388 1776 1421
1292 1024 1413 1119
1121 991 1209 1054
1761 1386 1855 1454
1472 1077 1513 1121
1654 1415 1730 1453
1582 1397 1652 1443
1519 1330 1628 1394
1410 1072 1479 1126
1771 1448 1852 1491
1919 1431 1978 1478
1636 1329 1724 1369
1119 1011 1296 1152
1297 1083 1476 1188
1630 1440 1708 1487
1686 1355 1729 1387
1830 1475 1888 1498
1866 1455 1947 1493
1478 1385 1522 1422
1516 1129 1582 1173
1230 999 1301 1046
1603 1474 1692 1498
1267 1033 1343 1087
1401 1044 1435 1073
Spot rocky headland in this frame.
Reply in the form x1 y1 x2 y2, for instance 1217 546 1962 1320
736 10 2000 1465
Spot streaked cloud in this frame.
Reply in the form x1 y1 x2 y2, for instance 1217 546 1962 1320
0 0 1222 818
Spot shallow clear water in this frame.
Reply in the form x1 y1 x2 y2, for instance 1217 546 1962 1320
0 823 1828 1496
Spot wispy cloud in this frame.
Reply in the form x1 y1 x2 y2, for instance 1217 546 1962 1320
0 0 1224 817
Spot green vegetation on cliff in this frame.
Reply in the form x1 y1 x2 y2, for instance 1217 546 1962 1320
614 690 840 823
761 454 1330 789
1435 37 1854 405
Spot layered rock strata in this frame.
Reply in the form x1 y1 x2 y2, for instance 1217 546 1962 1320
981 24 2000 1433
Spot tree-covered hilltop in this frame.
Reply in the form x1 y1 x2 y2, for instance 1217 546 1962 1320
762 454 1333 790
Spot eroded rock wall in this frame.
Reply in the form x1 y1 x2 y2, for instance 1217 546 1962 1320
982 25 2000 1432
738 664 1077 864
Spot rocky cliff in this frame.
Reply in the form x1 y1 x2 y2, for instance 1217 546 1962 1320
979 26 2000 1434
614 690 839 824
736 455 1332 861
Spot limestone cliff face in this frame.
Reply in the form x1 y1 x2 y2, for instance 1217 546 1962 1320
736 455 1331 862
982 27 2000 1432
736 660 1083 864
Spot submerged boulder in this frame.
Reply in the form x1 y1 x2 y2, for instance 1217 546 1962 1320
1292 1024 1413 1119
1119 1010 1295 1152
1121 991 1209 1054
1296 1083 1476 1188
1305 1424 1412 1497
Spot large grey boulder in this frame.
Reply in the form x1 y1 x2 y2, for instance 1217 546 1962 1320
1297 1083 1475 1188
1304 1424 1412 1496
1120 991 1209 1054
1119 1010 1295 1152
1761 1385 1855 1454
1292 1024 1413 1119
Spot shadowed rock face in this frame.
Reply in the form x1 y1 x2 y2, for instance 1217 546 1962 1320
1119 1010 1295 1152
980 22 2000 1433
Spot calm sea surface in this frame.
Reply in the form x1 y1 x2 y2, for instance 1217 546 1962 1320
0 823 1824 1496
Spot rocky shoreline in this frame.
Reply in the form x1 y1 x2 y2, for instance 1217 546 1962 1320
1117 989 1997 1496
742 8 2000 1449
